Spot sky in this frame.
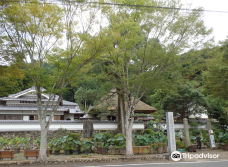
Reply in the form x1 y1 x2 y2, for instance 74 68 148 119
183 0 228 44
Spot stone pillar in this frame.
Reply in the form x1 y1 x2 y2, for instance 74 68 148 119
207 119 213 147
207 119 212 131
83 120 94 138
183 118 190 147
166 112 176 160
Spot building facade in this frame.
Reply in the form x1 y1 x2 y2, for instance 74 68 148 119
0 87 84 121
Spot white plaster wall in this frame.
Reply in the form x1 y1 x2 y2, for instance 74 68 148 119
0 111 64 115
0 122 144 131
158 123 206 131
6 101 20 105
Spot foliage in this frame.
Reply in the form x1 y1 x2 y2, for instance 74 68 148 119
136 130 143 135
69 133 81 140
176 140 185 149
93 132 113 146
71 139 81 150
51 138 62 151
9 137 21 148
148 89 166 121
163 83 208 119
201 130 209 143
190 136 196 143
144 129 155 135
55 128 69 139
34 137 41 149
203 38 228 99
218 132 228 145
1 0 105 160
206 98 228 120
0 65 24 97
0 137 3 149
21 137 30 149
47 141 54 150
0 138 9 149
63 137 74 150
134 135 149 146
147 121 156 130
106 134 126 149
80 139 94 152
133 132 166 147
218 116 228 132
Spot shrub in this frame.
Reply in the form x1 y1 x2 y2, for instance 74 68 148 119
176 140 185 149
136 130 143 135
144 129 155 135
106 135 125 148
184 146 189 151
102 132 113 140
113 133 125 139
55 128 69 138
134 135 149 146
34 137 41 149
69 133 81 140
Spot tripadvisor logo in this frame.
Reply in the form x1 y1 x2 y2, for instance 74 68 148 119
171 151 220 161
171 151 181 161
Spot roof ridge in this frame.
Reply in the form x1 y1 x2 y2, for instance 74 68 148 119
8 87 46 98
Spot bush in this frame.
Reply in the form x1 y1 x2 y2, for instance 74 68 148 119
184 146 189 151
144 129 155 135
101 132 113 140
69 133 81 140
213 129 223 143
176 140 185 149
113 133 125 139
106 134 125 148
93 132 113 146
136 130 143 135
55 128 69 138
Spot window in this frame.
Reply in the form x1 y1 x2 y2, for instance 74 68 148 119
0 115 6 120
0 115 23 120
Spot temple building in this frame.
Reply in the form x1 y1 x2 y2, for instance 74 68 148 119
0 87 84 121
89 92 157 122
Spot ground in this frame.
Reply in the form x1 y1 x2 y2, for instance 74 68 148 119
0 148 228 166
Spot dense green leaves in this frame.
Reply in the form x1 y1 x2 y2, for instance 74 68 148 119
163 83 208 118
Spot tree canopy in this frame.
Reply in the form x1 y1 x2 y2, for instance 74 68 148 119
163 83 208 119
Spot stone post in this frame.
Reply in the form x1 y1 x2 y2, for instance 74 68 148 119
83 120 94 138
207 119 213 147
207 119 212 131
183 118 191 147
166 112 176 160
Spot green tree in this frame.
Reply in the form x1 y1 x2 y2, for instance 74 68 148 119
163 83 208 119
207 98 228 132
149 89 166 121
203 39 228 99
100 0 212 156
0 64 24 97
1 1 105 161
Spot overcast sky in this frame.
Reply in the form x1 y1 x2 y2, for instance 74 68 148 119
183 0 228 44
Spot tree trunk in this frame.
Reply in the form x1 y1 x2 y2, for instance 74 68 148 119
117 94 121 133
125 108 134 156
39 124 48 162
125 123 133 156
120 97 125 135
117 89 125 135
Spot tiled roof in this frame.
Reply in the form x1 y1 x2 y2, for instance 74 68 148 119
0 106 69 112
0 98 57 101
1 86 59 100
62 100 78 106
